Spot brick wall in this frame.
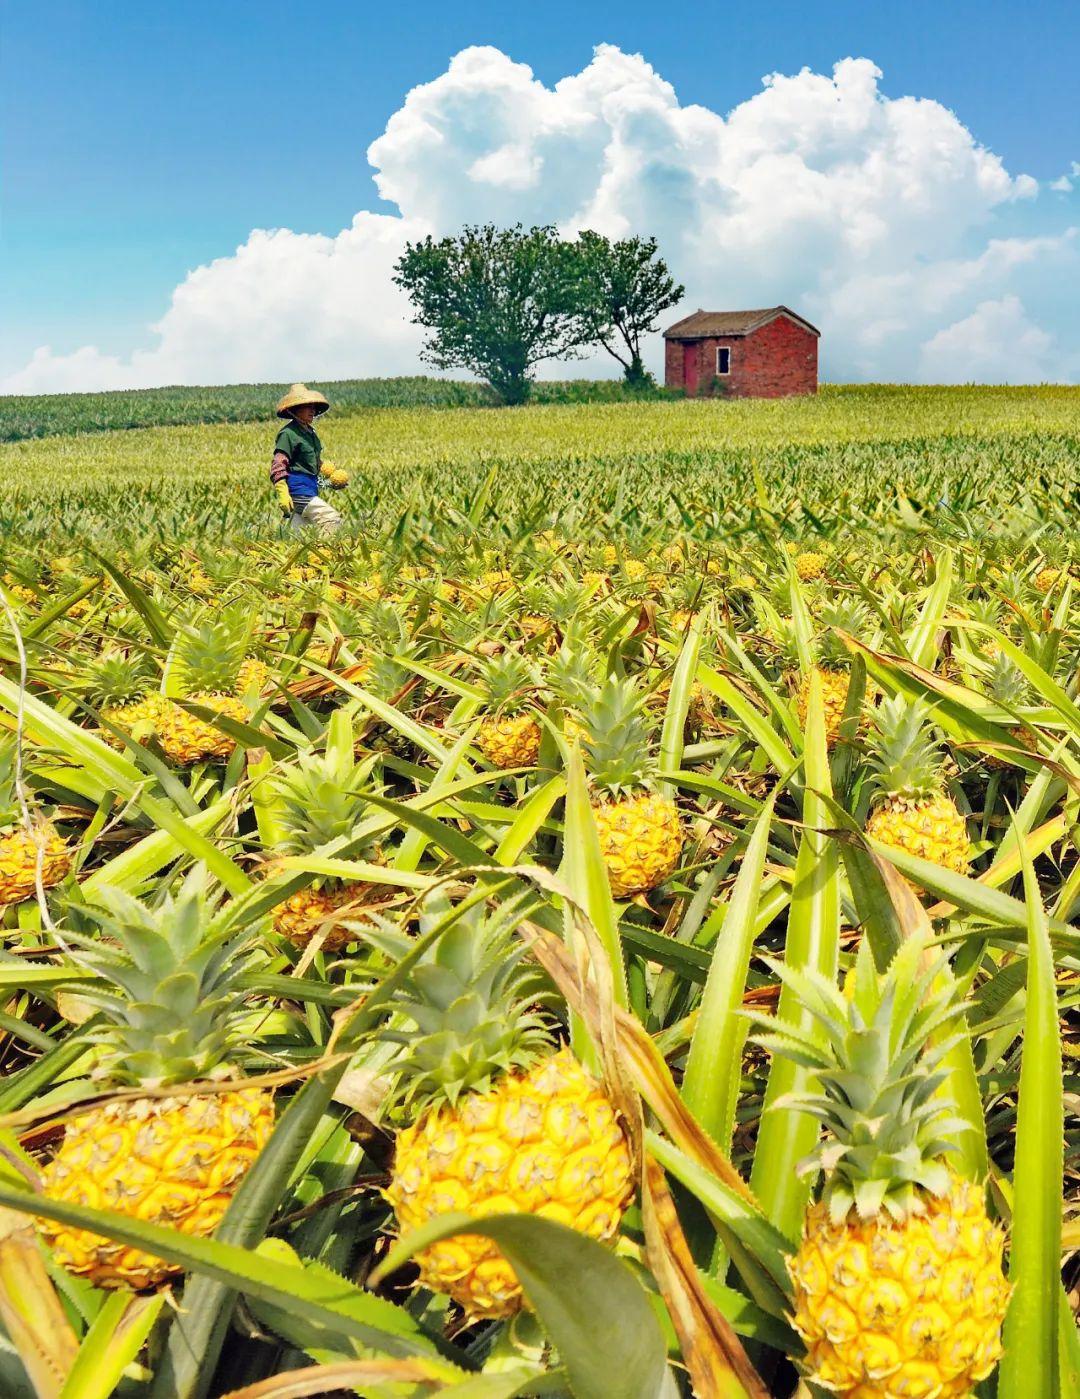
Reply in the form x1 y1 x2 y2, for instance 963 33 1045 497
665 314 818 397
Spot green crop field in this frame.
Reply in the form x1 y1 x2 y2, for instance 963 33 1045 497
2 382 1078 544
0 379 1078 1398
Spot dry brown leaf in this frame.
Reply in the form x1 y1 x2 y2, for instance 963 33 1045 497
642 1157 770 1399
0 1208 78 1399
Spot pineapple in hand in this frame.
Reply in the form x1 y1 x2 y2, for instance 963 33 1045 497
384 900 634 1320
39 874 275 1289
864 695 970 880
572 673 682 899
750 938 1009 1398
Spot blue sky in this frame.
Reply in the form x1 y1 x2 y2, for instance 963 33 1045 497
4 0 1078 387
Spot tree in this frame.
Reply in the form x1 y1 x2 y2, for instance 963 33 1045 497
574 232 684 387
393 224 589 406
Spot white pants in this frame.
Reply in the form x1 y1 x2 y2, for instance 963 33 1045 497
290 495 342 535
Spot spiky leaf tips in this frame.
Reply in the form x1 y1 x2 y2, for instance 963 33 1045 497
0 739 70 907
751 937 1010 1398
865 694 971 879
384 899 634 1320
571 673 682 898
39 872 275 1290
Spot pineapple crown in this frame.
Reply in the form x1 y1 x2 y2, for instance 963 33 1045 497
749 936 972 1223
868 695 945 801
984 651 1028 709
270 713 377 856
815 599 872 666
575 673 655 796
84 648 153 708
172 605 251 694
477 650 538 713
380 898 552 1113
538 578 589 626
62 871 256 1088
546 635 602 710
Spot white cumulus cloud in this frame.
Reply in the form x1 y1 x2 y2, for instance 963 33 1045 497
919 295 1060 384
5 44 1078 393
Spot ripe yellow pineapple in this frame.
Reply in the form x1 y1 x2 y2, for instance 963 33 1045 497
39 876 275 1289
0 742 70 907
864 696 970 880
266 712 383 950
794 666 850 744
791 601 871 748
80 648 162 749
156 608 252 764
236 655 272 697
795 550 827 581
475 652 543 769
574 674 682 898
750 936 1010 1398
384 902 634 1319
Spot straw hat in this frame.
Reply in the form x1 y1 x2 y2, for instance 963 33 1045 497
275 383 330 419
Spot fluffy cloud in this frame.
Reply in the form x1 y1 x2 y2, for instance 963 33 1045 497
6 45 1078 392
919 295 1060 383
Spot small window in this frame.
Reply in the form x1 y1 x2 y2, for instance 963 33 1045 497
716 346 731 375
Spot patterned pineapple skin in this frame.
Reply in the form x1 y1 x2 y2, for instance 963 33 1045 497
477 714 542 769
235 657 271 696
99 694 165 749
272 881 382 950
591 792 682 898
41 1088 274 1290
0 822 70 905
794 667 851 746
155 693 249 764
387 1048 632 1320
792 1173 1009 1398
866 793 970 877
796 551 827 581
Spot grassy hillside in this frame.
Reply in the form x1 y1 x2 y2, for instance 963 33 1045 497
1 384 1077 545
0 375 652 442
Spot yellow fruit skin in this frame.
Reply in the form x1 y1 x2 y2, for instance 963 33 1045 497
272 881 380 951
235 658 271 696
796 552 826 581
387 1049 633 1320
155 693 249 764
40 1088 274 1290
792 1175 1010 1399
0 823 70 906
795 668 852 747
478 714 542 769
866 794 970 878
591 793 682 898
99 695 164 749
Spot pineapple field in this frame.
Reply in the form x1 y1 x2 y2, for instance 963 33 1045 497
0 381 1078 1398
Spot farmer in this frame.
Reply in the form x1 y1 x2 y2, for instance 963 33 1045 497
269 384 347 534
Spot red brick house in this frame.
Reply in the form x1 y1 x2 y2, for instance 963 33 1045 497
663 306 819 398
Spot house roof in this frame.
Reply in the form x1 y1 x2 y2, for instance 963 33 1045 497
663 306 820 339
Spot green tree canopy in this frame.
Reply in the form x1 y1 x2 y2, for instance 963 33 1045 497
575 232 685 387
393 224 589 406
